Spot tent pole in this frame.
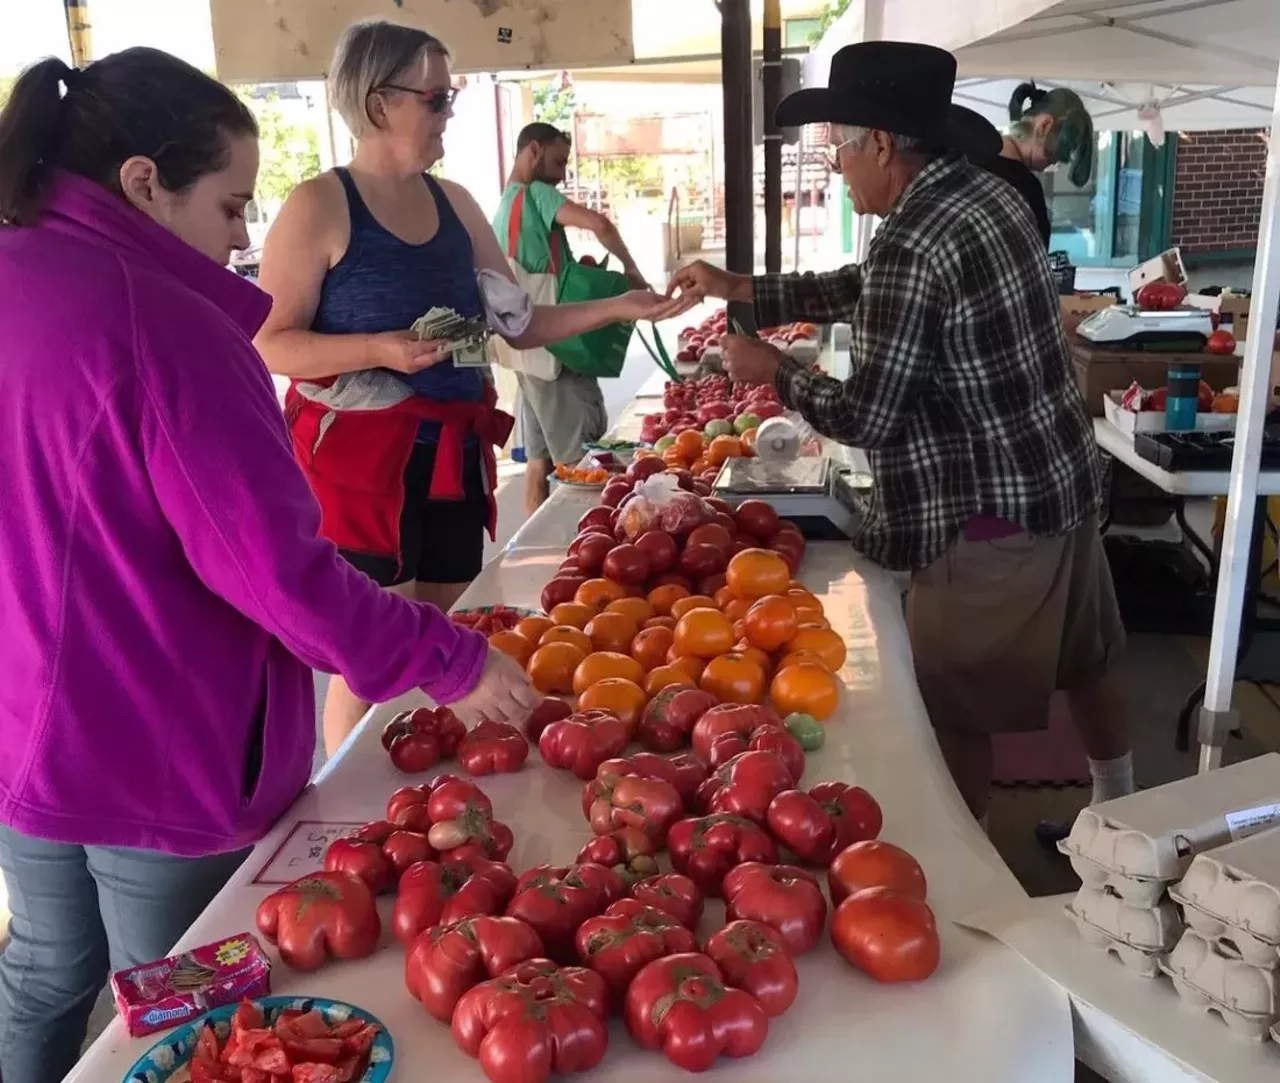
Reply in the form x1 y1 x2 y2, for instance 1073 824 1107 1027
1197 58 1280 772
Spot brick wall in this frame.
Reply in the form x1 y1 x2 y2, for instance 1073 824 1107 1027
1170 129 1269 253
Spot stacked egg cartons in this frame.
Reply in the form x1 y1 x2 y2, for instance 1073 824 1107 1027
1164 827 1280 1039
1058 754 1280 983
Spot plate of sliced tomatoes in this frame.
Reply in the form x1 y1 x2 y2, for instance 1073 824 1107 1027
122 996 392 1083
451 605 540 635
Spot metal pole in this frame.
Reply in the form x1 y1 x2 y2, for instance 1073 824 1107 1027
719 0 754 328
63 0 93 67
762 0 783 273
1198 63 1280 772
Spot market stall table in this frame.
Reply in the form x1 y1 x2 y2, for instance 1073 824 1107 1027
65 472 1073 1083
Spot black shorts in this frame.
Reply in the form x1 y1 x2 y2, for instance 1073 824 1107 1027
340 440 488 587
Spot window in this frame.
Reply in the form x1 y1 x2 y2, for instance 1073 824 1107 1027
784 17 823 48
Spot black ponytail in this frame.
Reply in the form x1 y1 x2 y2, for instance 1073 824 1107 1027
1008 81 1047 122
0 58 72 225
0 47 257 228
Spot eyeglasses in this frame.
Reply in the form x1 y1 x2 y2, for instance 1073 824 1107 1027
825 133 860 172
374 84 460 113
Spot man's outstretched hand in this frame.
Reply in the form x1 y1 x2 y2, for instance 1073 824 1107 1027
666 260 753 305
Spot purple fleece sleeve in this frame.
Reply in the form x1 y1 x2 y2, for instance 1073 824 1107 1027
132 301 487 706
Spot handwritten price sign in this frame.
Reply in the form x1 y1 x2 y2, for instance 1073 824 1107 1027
252 820 366 885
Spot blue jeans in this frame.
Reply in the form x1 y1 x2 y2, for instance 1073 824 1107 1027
0 825 248 1083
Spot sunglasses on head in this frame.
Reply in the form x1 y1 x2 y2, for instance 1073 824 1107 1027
375 84 459 113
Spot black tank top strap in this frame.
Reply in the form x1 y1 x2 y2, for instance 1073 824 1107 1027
333 167 378 230
422 174 461 232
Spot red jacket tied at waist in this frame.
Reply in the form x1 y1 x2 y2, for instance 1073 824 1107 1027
285 375 514 566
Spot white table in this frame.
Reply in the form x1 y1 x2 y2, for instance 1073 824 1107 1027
1094 418 1280 497
67 483 1073 1082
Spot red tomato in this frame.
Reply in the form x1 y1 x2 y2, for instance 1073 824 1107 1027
697 750 794 824
405 914 545 1022
539 710 632 781
576 899 699 997
255 872 381 971
576 829 659 884
524 697 572 742
634 530 679 575
1206 330 1237 356
828 840 927 905
667 814 779 897
392 855 517 944
585 772 684 847
506 863 627 963
809 781 883 853
629 873 704 930
748 726 805 786
721 862 827 955
733 499 781 540
765 790 836 865
457 721 528 776
704 919 798 1017
830 886 941 982
623 952 769 1071
451 959 610 1083
691 704 782 762
638 687 717 753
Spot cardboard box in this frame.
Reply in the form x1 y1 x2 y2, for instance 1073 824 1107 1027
1128 247 1188 298
1220 293 1253 342
1102 390 1237 435
1070 341 1241 415
1061 293 1117 319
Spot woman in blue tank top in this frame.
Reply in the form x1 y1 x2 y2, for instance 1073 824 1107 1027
256 20 686 753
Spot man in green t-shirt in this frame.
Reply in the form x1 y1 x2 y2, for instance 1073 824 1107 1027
493 122 648 515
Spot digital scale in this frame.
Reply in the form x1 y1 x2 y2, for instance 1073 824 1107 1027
711 456 872 540
1077 305 1213 351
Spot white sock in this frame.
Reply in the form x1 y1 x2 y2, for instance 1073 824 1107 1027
1089 751 1134 805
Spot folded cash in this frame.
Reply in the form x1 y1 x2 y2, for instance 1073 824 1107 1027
411 306 490 346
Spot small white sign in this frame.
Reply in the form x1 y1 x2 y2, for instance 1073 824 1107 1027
251 820 366 885
1225 803 1280 841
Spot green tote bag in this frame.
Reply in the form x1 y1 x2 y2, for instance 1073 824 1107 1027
548 249 634 378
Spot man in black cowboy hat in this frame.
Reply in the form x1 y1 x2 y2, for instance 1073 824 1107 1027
669 41 1129 828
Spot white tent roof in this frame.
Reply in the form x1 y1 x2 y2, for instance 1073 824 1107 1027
809 0 1280 131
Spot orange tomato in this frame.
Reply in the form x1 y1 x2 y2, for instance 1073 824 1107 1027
670 595 718 621
644 615 677 631
740 427 759 452
726 549 792 600
539 625 593 655
674 430 704 462
723 597 752 623
645 665 696 697
666 651 707 682
743 594 799 652
549 602 594 629
584 611 640 654
770 661 841 720
606 597 655 626
573 651 646 696
713 586 738 610
631 626 675 671
672 608 737 659
578 678 648 733
700 653 767 704
488 629 534 666
527 642 587 695
775 648 832 672
789 626 847 671
576 578 629 612
514 615 554 644
732 642 773 675
663 448 686 469
786 589 826 622
647 583 691 616
707 434 746 466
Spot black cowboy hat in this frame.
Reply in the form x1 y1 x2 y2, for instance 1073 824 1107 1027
778 41 1001 158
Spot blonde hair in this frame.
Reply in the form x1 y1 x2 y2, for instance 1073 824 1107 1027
329 20 449 138
1009 82 1094 188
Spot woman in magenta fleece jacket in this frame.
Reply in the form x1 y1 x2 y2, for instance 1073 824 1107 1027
0 49 533 1083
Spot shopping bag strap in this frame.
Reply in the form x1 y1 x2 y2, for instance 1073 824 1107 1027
507 185 563 276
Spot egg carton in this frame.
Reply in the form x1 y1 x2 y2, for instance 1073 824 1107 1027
1168 827 1280 969
1066 884 1184 953
1058 753 1280 886
1161 929 1280 1040
1064 905 1167 977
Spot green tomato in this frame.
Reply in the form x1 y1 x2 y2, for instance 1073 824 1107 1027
734 413 761 434
654 434 676 452
704 419 734 439
784 712 825 751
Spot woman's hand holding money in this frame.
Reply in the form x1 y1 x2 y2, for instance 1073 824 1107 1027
374 331 452 374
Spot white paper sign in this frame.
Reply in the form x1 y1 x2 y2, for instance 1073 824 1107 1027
1225 803 1280 840
251 820 366 885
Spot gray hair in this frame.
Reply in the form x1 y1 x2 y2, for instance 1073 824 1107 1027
839 124 930 155
329 20 450 138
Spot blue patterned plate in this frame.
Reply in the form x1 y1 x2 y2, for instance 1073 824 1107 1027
121 995 394 1082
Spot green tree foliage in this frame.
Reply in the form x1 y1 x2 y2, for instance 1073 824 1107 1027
237 90 321 206
0 75 14 112
811 0 853 42
532 77 577 127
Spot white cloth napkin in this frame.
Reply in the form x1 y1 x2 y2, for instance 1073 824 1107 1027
477 268 535 339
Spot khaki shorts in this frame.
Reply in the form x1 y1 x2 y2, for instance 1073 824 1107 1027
905 520 1125 735
518 369 608 465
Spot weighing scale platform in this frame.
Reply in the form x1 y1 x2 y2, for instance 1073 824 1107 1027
712 457 871 540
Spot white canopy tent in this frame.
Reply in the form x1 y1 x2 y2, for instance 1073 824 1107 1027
811 0 1280 772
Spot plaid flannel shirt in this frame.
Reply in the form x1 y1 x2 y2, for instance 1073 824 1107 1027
755 153 1101 571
